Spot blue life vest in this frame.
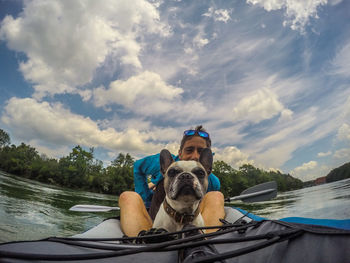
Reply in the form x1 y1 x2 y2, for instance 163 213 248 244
133 153 220 207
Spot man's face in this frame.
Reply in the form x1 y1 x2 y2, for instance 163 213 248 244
178 136 207 161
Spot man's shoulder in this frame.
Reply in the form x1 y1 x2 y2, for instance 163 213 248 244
135 153 160 164
136 152 177 163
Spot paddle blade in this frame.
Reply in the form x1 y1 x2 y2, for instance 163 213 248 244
69 205 120 212
240 181 277 203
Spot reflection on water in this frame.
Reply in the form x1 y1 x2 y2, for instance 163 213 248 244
0 171 118 242
1 171 350 243
230 178 350 220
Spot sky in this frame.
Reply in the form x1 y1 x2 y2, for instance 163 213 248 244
0 0 349 182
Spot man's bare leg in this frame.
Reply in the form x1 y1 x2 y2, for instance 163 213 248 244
200 191 225 233
119 191 152 237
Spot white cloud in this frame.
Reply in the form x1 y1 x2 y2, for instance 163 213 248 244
27 140 71 159
202 7 232 23
246 0 327 32
163 141 181 156
328 0 343 5
193 33 209 48
232 88 289 123
293 161 317 172
318 151 332 157
278 109 294 122
213 146 253 169
254 141 297 169
92 71 207 118
0 0 169 99
92 71 183 108
290 160 326 181
92 71 209 119
331 41 350 77
337 123 350 142
334 148 350 160
1 97 163 155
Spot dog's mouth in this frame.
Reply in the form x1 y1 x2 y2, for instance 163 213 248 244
173 184 202 200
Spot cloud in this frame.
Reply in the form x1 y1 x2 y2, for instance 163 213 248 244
91 71 209 119
1 97 163 156
328 0 343 5
293 160 317 172
213 146 253 169
246 0 327 32
92 71 183 108
232 88 289 123
193 31 209 48
202 7 232 23
334 148 350 160
238 82 350 170
330 41 350 77
278 109 294 122
27 140 71 159
254 141 297 169
318 151 332 157
337 123 350 142
0 0 169 99
291 160 322 181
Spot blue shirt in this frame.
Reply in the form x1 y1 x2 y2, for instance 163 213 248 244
134 153 220 207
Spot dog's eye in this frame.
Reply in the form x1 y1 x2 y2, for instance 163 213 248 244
167 168 178 177
194 169 205 178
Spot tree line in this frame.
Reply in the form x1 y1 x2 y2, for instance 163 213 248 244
326 162 350 183
0 129 134 195
212 160 303 198
0 128 303 196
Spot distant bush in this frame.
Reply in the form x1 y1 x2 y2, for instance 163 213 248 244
213 162 303 197
326 162 350 183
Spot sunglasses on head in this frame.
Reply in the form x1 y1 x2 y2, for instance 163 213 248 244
183 130 210 139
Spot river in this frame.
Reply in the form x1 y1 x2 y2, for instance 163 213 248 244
1 171 349 243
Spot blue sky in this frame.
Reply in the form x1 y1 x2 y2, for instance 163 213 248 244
0 0 349 181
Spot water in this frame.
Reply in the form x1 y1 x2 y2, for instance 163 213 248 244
0 171 117 243
1 171 350 243
232 178 350 220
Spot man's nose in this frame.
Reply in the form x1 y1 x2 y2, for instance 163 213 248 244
190 150 200 161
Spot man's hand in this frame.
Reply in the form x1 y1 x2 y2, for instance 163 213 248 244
148 182 156 190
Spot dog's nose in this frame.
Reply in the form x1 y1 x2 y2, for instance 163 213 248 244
179 173 192 180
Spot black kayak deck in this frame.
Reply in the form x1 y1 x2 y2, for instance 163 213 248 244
1 219 350 263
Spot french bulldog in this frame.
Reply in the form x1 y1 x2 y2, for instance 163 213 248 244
152 148 213 232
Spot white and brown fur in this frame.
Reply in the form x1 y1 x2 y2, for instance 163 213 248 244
152 148 213 232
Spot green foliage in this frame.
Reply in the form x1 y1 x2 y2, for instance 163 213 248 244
0 129 11 147
213 160 303 197
0 143 40 177
0 128 305 196
0 129 135 195
58 146 96 188
326 162 350 183
96 153 134 195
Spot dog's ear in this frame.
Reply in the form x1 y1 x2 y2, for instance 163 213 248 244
199 148 213 175
160 149 174 175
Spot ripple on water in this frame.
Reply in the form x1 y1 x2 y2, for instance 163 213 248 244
1 172 349 243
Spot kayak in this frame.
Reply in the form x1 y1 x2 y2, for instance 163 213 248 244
1 207 349 262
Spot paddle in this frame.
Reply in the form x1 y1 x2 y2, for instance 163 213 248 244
225 181 277 203
69 205 120 212
69 181 277 212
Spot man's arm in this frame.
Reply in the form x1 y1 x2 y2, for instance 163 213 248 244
133 153 164 206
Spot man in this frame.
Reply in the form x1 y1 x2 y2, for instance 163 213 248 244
119 126 225 237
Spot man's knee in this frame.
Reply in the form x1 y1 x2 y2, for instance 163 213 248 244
200 191 224 212
119 191 143 207
204 191 224 204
